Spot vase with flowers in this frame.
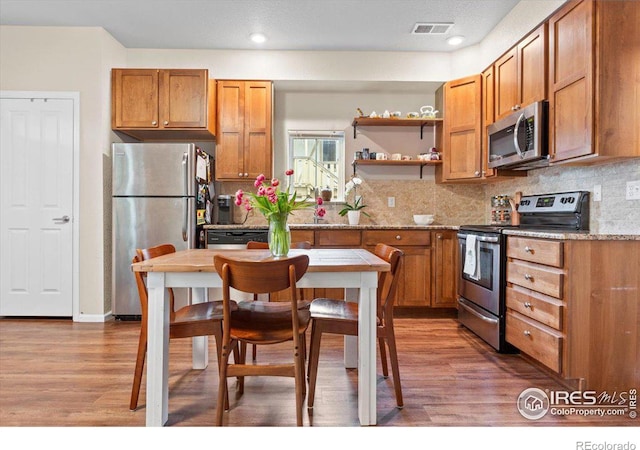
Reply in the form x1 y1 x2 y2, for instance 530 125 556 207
338 176 370 225
235 170 320 257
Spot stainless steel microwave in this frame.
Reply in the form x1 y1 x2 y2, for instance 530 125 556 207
487 101 549 170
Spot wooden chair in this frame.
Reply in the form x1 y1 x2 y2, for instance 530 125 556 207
245 240 312 361
306 243 404 409
214 253 311 426
129 243 236 411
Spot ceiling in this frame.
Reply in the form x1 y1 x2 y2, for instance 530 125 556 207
0 0 521 53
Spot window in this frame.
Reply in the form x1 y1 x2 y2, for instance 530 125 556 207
288 131 345 201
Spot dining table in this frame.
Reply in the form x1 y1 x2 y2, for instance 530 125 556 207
131 247 390 426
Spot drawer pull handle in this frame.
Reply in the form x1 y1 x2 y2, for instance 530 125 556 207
151 120 157 126
523 330 531 336
395 235 401 240
524 246 533 253
524 274 533 281
524 302 532 309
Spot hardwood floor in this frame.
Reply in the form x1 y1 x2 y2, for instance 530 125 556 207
0 315 635 429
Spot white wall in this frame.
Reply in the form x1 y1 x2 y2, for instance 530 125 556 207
0 26 126 317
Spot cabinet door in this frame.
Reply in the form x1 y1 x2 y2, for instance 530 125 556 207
432 231 457 307
111 69 159 128
160 69 208 128
481 66 496 179
494 48 518 121
518 24 547 109
216 81 245 179
548 0 594 162
243 81 273 179
395 246 431 307
442 75 482 181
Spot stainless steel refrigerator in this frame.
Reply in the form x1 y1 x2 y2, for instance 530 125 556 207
112 143 198 317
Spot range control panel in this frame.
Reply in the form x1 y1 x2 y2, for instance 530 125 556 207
517 191 589 214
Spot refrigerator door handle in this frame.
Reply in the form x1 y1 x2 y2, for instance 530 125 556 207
182 153 188 241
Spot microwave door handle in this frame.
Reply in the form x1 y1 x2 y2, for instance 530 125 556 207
513 112 526 159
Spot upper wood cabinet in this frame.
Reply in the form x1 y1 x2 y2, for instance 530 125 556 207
494 24 548 121
111 68 215 141
548 0 640 164
215 80 273 181
481 66 496 179
438 74 483 182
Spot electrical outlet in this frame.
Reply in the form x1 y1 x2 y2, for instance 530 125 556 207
627 180 640 200
593 185 602 202
388 197 395 207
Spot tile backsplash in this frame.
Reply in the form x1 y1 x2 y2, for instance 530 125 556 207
216 158 640 235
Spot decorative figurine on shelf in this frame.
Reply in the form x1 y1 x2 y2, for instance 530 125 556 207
356 107 367 118
420 105 439 119
429 147 440 160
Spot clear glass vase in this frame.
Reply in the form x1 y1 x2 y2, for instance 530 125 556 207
268 213 291 257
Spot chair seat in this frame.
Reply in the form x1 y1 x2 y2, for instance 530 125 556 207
231 300 311 344
310 298 380 325
173 300 229 324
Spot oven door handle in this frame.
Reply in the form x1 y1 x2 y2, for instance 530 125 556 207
457 232 500 243
458 298 499 324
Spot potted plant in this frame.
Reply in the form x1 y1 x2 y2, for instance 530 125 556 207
339 176 369 225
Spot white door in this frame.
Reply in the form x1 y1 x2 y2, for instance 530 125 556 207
1 97 74 316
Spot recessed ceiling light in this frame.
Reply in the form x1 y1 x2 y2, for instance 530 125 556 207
447 35 465 46
250 33 266 44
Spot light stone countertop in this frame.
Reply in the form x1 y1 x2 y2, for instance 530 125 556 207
203 223 640 240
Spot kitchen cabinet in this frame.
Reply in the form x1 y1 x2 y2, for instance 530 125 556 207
438 75 483 182
481 66 496 179
548 0 640 163
215 80 273 181
362 230 431 307
111 68 215 141
494 24 547 121
432 230 457 307
505 236 640 393
506 236 565 373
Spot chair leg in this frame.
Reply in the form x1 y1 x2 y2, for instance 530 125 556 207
385 330 404 408
252 344 257 361
306 320 322 409
213 326 230 411
378 336 389 378
129 324 147 411
238 341 247 395
216 340 233 426
294 337 305 426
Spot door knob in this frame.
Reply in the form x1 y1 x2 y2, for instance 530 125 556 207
53 215 70 223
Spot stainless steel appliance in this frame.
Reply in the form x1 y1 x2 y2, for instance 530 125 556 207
457 190 589 352
487 101 548 171
206 229 268 249
112 143 203 318
216 195 234 224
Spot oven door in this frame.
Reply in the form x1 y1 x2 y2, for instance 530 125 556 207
457 231 502 315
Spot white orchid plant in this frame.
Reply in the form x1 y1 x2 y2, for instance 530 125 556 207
339 176 370 217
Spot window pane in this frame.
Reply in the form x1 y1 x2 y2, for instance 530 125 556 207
288 132 345 201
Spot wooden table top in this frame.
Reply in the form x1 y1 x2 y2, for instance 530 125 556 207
131 248 390 274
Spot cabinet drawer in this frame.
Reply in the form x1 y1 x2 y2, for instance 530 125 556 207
362 230 431 246
291 230 315 246
507 259 564 298
506 310 563 373
507 237 563 267
316 230 361 247
506 285 563 330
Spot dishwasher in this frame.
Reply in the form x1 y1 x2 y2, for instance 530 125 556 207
206 228 269 300
206 229 268 249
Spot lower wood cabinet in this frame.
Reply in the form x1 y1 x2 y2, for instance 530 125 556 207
432 230 458 307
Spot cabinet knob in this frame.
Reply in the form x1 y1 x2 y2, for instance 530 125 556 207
395 235 401 240
524 302 532 309
437 234 442 240
474 171 480 176
164 120 169 126
151 121 157 126
524 246 533 253
511 106 517 111
523 330 531 336
238 173 243 177
524 274 533 281
244 173 249 177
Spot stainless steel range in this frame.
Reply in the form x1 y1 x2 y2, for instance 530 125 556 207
457 191 589 352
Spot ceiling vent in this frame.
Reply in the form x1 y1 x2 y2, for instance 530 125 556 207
411 22 454 35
